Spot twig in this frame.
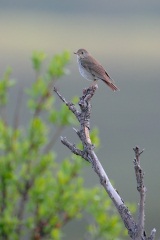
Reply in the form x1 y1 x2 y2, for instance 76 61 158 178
133 146 146 238
61 136 89 162
16 179 34 236
132 147 156 240
33 80 55 118
53 87 80 120
33 91 49 118
147 228 156 240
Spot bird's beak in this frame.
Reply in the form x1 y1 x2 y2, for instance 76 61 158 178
74 52 77 55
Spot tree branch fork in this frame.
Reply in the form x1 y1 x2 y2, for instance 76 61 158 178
54 85 156 240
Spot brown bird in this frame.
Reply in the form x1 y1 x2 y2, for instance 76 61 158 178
74 48 119 91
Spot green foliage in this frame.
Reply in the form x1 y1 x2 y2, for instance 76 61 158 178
48 51 70 78
0 51 126 240
0 67 15 107
32 51 46 71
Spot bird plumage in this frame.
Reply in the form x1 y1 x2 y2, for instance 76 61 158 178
74 48 119 92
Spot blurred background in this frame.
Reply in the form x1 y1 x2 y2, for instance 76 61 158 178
0 0 160 238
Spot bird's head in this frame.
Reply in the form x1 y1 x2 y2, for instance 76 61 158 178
74 49 89 59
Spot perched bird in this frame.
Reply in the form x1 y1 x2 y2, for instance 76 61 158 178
74 48 119 91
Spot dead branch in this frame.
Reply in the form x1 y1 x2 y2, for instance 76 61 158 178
133 146 146 238
54 85 156 240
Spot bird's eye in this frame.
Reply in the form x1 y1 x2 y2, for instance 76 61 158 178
81 51 83 54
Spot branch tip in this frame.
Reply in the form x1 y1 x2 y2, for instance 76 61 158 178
53 86 57 92
60 136 64 141
149 228 156 240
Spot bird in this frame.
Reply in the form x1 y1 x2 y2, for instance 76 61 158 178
74 48 119 91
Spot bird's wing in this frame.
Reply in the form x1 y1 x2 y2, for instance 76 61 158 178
81 58 111 80
81 58 119 91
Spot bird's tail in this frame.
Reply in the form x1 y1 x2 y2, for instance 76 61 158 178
107 81 119 92
103 77 120 92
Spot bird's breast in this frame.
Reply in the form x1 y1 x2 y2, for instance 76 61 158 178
77 58 93 81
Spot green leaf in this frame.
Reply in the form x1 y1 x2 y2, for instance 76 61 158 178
48 51 70 78
32 51 46 71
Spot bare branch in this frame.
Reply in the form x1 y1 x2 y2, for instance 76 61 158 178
60 136 89 162
54 85 156 240
133 146 146 238
53 87 80 120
